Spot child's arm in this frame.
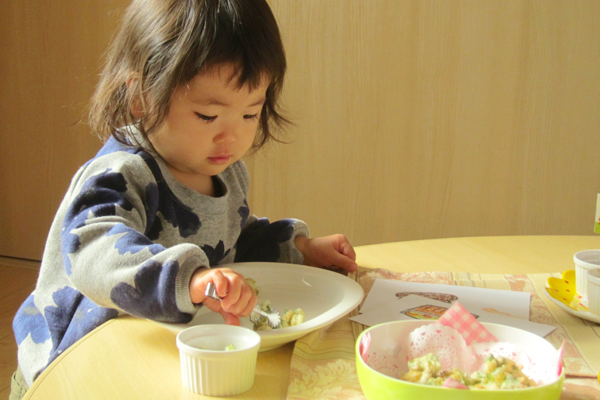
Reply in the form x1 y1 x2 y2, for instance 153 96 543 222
60 155 215 324
188 267 258 326
233 212 357 272
234 216 310 265
294 234 358 272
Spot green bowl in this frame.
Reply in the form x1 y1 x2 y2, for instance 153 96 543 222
356 320 564 400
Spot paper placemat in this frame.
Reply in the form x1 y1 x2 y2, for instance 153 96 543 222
286 269 600 399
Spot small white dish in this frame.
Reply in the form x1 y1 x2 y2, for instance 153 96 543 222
586 268 600 315
573 250 600 306
153 262 365 351
176 324 260 396
544 289 600 324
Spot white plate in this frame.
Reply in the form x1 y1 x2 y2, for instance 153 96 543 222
543 289 600 324
152 262 364 351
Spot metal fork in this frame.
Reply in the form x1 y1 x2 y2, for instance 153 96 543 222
204 282 281 328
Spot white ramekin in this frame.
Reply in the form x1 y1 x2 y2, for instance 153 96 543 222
176 324 261 396
586 268 600 315
573 250 600 307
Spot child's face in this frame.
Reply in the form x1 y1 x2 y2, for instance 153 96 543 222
148 63 268 195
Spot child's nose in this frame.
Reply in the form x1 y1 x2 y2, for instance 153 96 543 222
214 125 237 144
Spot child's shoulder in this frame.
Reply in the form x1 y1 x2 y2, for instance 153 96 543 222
72 137 162 190
93 136 155 163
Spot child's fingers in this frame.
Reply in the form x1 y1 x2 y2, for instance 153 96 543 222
337 235 357 261
210 269 256 317
233 288 257 317
202 297 224 313
209 269 230 299
189 268 256 316
219 272 242 305
325 243 358 272
312 235 357 272
331 253 358 272
221 279 257 316
219 309 241 326
240 295 258 316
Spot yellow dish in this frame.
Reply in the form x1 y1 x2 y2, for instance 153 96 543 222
545 270 588 311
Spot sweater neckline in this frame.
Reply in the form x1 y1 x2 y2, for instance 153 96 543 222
153 155 230 215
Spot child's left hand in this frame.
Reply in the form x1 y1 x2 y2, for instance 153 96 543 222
295 234 358 273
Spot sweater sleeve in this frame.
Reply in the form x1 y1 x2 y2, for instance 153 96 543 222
60 153 205 322
234 216 309 264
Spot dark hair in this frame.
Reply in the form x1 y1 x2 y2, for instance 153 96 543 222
89 0 288 150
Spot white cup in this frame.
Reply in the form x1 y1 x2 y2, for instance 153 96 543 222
573 250 600 307
176 325 261 396
586 268 600 315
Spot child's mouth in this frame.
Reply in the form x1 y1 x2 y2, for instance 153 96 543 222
208 155 232 165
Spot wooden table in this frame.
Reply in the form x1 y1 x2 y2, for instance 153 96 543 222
22 235 600 399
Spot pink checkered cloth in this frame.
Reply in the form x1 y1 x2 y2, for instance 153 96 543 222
437 302 498 345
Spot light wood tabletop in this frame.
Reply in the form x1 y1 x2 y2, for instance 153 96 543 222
22 235 600 399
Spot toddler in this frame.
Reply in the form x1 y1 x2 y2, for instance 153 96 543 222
11 0 357 396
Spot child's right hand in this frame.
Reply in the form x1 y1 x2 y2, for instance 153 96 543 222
189 267 258 326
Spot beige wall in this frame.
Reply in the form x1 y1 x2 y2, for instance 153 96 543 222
247 0 600 246
0 1 126 259
1 0 599 260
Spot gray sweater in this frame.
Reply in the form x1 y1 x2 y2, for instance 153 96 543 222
13 137 309 385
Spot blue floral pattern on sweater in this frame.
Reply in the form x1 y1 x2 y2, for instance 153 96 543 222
12 137 308 386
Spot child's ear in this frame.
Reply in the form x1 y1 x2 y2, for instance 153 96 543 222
126 74 144 119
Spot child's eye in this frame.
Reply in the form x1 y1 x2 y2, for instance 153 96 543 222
244 114 259 121
195 113 216 122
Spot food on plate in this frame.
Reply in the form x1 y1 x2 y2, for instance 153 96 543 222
247 278 261 296
281 308 305 328
400 353 537 389
252 300 278 331
246 279 305 331
251 300 305 331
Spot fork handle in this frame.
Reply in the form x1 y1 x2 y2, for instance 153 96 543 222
207 282 280 327
207 282 267 316
252 308 270 318
205 282 221 301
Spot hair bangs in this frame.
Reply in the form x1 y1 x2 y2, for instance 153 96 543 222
195 0 286 92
